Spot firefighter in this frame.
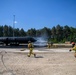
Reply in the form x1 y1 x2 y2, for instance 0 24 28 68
69 45 76 58
27 41 36 57
47 41 54 48
71 42 75 48
47 42 51 48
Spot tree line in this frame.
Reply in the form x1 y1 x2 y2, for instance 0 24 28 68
0 24 76 43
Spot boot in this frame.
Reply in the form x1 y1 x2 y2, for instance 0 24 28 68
34 54 36 58
27 54 30 57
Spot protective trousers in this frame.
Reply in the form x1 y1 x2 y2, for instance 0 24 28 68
28 48 35 57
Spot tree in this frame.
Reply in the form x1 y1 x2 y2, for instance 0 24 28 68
40 27 51 38
27 28 36 37
63 25 71 41
56 24 63 42
8 26 13 37
19 28 27 36
3 25 9 36
36 30 41 37
51 26 56 39
0 25 4 37
70 27 76 42
0 24 76 43
14 28 20 37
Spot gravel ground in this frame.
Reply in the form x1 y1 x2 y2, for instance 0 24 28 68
0 48 76 75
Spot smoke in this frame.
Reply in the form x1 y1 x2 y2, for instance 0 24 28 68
34 37 48 47
34 31 49 47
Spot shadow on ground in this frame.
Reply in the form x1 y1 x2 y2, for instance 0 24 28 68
35 56 44 58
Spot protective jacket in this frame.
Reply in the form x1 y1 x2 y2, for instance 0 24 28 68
28 43 33 48
72 46 76 52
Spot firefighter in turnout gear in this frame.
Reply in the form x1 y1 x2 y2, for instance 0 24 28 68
71 42 75 48
27 41 36 57
69 45 76 58
47 42 53 48
47 42 51 48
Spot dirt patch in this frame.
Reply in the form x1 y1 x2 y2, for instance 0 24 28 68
0 52 76 75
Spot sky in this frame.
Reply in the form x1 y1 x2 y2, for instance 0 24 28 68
0 0 76 31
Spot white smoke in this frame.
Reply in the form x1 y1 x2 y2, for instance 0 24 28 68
34 37 48 47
